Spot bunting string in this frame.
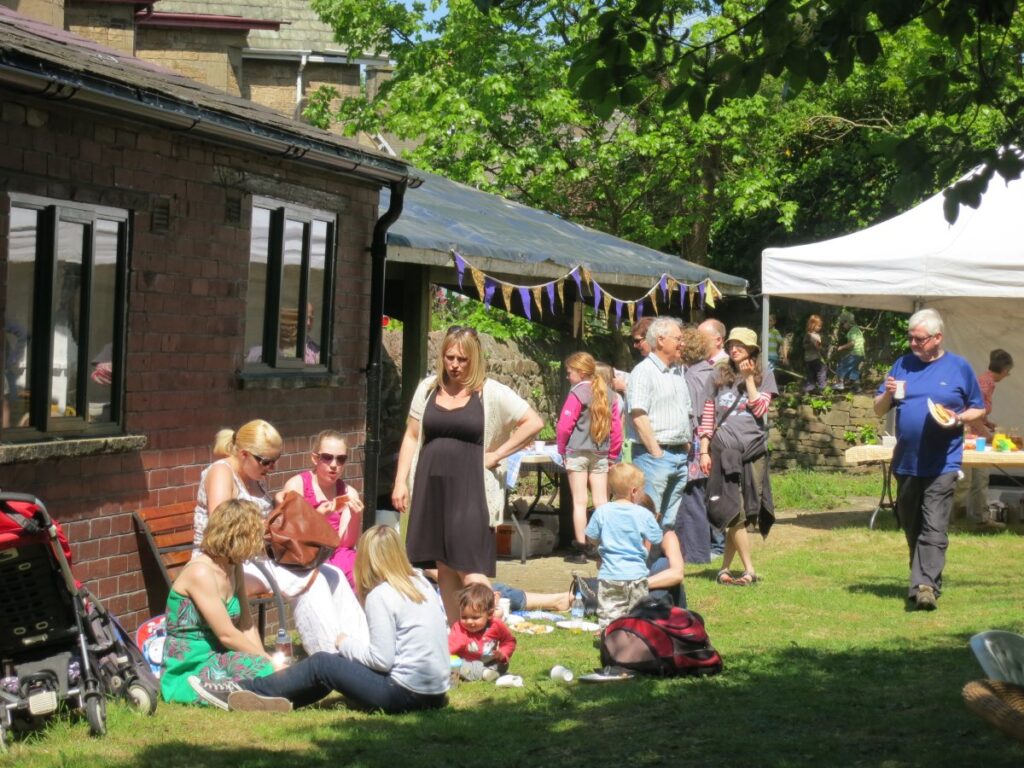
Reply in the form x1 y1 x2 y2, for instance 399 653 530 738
449 249 726 324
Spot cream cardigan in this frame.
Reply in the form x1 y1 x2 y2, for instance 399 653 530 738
406 375 530 527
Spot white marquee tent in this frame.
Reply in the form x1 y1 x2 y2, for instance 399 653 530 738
761 166 1024 430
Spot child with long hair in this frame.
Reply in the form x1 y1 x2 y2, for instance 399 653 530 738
190 525 450 714
803 314 826 392
557 352 623 563
282 429 363 588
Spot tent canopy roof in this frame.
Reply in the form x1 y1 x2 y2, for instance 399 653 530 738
385 170 747 295
762 167 1024 310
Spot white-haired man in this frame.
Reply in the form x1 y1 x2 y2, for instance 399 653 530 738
874 308 985 611
627 317 692 529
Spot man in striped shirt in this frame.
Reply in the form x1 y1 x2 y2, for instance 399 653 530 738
626 317 692 529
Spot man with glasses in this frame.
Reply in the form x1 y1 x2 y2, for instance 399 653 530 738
627 317 692 529
874 308 985 611
612 317 654 395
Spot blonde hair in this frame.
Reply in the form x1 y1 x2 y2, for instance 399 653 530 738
608 463 644 500
312 429 346 452
434 328 486 392
680 326 709 366
565 351 610 445
213 420 282 459
806 314 822 333
353 525 425 603
201 499 265 564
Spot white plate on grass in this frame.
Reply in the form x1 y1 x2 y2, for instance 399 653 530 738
579 667 636 683
555 619 599 632
511 622 554 635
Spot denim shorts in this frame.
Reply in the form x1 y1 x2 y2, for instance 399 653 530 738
564 451 609 473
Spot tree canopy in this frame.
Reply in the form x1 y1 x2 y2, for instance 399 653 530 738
307 0 1022 286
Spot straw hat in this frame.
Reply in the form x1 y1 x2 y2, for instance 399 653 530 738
725 327 759 352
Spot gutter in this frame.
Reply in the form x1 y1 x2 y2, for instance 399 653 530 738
0 53 412 187
363 179 406 525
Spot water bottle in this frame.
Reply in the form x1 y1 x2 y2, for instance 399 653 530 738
273 627 293 666
571 591 584 621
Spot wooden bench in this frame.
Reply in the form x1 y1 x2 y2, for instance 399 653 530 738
132 501 285 640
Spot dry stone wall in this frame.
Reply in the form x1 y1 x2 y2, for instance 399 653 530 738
770 394 887 470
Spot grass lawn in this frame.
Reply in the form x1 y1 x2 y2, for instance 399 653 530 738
5 470 1024 766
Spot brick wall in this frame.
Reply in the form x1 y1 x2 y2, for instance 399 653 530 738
241 59 361 128
65 1 134 55
135 28 245 96
0 0 63 27
0 93 381 630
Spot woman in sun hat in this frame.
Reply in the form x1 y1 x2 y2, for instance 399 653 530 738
696 327 778 587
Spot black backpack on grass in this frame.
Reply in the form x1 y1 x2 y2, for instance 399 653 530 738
599 596 723 677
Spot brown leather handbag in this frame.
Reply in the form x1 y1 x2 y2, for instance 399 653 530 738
265 490 340 571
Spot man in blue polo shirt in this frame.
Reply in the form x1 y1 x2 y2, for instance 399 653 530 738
874 308 985 611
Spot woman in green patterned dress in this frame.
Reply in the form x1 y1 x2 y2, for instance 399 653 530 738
161 499 278 704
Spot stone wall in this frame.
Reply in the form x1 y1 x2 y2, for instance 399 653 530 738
770 393 887 470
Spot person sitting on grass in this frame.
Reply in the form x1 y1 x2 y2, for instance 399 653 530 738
162 499 281 705
448 583 516 682
585 463 663 628
190 525 450 714
636 491 686 608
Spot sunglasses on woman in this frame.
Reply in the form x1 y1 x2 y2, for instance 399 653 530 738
315 452 347 466
447 325 479 336
249 452 278 468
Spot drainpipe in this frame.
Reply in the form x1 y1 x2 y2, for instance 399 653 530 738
295 53 308 120
363 180 407 527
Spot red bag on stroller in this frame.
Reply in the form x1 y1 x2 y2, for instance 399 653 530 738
0 493 158 748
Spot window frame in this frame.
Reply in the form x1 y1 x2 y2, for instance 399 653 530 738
246 198 337 373
3 193 129 442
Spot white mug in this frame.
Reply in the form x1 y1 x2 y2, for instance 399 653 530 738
894 380 906 400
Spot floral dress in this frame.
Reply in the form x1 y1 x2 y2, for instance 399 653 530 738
160 588 273 704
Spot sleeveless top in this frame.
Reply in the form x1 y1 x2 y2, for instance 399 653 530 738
299 470 358 549
193 458 272 552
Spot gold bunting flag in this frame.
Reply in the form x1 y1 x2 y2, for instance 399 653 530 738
581 268 592 288
626 302 635 325
705 279 721 308
501 283 514 311
650 288 658 316
471 267 486 301
602 291 612 316
556 279 565 309
532 286 544 317
688 288 696 309
667 277 678 302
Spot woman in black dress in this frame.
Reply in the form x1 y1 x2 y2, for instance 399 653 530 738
392 327 543 624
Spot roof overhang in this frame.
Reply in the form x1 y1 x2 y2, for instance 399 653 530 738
135 11 283 31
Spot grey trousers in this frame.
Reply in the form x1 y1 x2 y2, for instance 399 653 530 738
895 472 958 598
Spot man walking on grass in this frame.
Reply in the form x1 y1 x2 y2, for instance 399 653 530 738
874 308 985 611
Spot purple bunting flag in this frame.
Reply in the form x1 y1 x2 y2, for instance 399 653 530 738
659 274 668 302
518 287 531 320
453 252 466 291
546 282 556 312
698 281 706 309
592 281 602 312
571 268 583 297
614 300 623 326
483 278 497 309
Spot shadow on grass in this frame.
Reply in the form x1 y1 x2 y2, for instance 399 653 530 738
94 645 1023 768
773 508 876 530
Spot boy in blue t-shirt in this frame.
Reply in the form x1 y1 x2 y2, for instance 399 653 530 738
586 463 663 628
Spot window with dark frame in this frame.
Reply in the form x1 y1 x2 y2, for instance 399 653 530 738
244 200 336 371
2 195 129 440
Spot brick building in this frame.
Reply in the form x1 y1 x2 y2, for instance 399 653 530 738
0 6 410 630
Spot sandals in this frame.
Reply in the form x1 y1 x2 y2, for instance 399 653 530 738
716 569 760 586
731 571 760 587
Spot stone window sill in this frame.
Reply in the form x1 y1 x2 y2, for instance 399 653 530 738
235 369 347 390
0 434 147 465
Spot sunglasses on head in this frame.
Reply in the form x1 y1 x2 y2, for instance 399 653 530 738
249 452 278 468
447 325 479 337
315 452 347 466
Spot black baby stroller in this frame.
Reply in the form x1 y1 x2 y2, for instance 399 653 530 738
0 493 158 750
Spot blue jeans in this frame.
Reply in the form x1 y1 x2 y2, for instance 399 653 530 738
837 354 863 382
492 582 526 612
242 652 447 714
632 446 689 529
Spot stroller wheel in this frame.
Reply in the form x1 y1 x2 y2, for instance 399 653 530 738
85 695 106 736
126 683 157 715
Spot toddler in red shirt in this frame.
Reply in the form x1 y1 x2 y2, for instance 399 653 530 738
447 583 516 682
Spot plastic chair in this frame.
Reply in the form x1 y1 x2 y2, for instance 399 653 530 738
970 631 1024 686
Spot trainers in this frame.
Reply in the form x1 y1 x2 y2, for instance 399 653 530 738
915 585 938 611
227 690 293 713
188 676 241 711
481 668 501 683
563 552 588 565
